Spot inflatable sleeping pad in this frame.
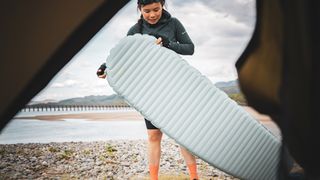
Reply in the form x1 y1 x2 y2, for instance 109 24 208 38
105 34 281 180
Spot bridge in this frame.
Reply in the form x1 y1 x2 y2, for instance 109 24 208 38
21 105 133 112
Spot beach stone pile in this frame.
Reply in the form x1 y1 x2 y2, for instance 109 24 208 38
0 139 237 179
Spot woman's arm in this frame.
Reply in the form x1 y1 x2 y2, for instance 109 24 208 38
168 18 194 55
127 23 140 36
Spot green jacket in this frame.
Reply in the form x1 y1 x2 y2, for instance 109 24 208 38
98 10 194 73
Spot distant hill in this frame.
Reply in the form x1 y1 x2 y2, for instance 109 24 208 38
29 79 243 106
29 94 128 107
215 79 238 88
215 79 246 105
215 79 240 94
57 95 127 106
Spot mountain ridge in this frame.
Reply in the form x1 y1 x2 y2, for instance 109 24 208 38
30 79 241 106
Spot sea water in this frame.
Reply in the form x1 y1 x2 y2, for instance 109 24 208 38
0 110 149 144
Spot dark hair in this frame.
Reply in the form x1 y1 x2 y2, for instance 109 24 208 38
137 0 166 33
137 0 165 6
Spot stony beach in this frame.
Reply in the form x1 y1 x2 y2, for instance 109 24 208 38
0 106 280 179
0 139 237 180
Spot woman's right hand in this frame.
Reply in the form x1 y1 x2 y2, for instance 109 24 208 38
97 63 107 79
98 74 107 79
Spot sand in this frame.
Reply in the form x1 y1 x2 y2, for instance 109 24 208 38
15 111 144 121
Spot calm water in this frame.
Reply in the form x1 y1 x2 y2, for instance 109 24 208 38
0 110 279 144
0 110 149 144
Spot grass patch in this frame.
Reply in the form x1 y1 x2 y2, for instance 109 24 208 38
104 144 117 157
58 149 74 160
83 149 91 155
228 93 247 105
131 174 189 180
48 146 58 153
105 144 117 153
0 149 5 156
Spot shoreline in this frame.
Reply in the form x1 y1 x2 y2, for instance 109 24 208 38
14 111 144 122
15 106 272 122
14 106 281 137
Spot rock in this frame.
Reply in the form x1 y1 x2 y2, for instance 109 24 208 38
30 157 37 162
41 161 48 166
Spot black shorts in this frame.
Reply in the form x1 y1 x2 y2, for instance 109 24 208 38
144 118 159 129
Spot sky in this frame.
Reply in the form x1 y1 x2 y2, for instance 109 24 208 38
32 0 256 101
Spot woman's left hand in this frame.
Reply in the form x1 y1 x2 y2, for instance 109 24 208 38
156 37 162 45
155 36 170 48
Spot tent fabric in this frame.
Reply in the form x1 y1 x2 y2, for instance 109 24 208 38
0 0 130 130
2 0 319 178
106 34 281 180
236 0 320 178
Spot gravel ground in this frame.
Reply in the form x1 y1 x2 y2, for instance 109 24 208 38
0 139 237 180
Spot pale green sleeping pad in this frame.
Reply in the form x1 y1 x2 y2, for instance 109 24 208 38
105 34 281 180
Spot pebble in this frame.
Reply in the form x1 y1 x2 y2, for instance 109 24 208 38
0 139 237 179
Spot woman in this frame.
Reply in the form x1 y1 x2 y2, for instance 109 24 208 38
97 0 198 179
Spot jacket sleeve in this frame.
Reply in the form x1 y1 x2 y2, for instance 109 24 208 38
127 23 140 36
168 18 194 55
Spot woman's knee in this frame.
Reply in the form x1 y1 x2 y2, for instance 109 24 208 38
147 130 162 143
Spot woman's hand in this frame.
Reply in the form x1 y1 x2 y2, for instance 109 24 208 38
156 37 163 45
98 74 107 79
155 36 169 48
97 64 107 79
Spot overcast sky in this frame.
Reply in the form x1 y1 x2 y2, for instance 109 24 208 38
33 0 256 101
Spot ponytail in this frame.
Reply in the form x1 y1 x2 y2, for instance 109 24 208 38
137 15 143 34
138 0 165 6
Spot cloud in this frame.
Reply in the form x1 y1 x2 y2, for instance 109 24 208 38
169 0 255 26
33 0 255 101
50 83 64 88
172 1 254 80
50 80 81 88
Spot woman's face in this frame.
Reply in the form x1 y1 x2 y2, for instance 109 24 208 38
140 2 163 25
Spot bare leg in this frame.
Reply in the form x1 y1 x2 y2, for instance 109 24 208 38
147 129 163 180
180 146 197 164
180 146 199 180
